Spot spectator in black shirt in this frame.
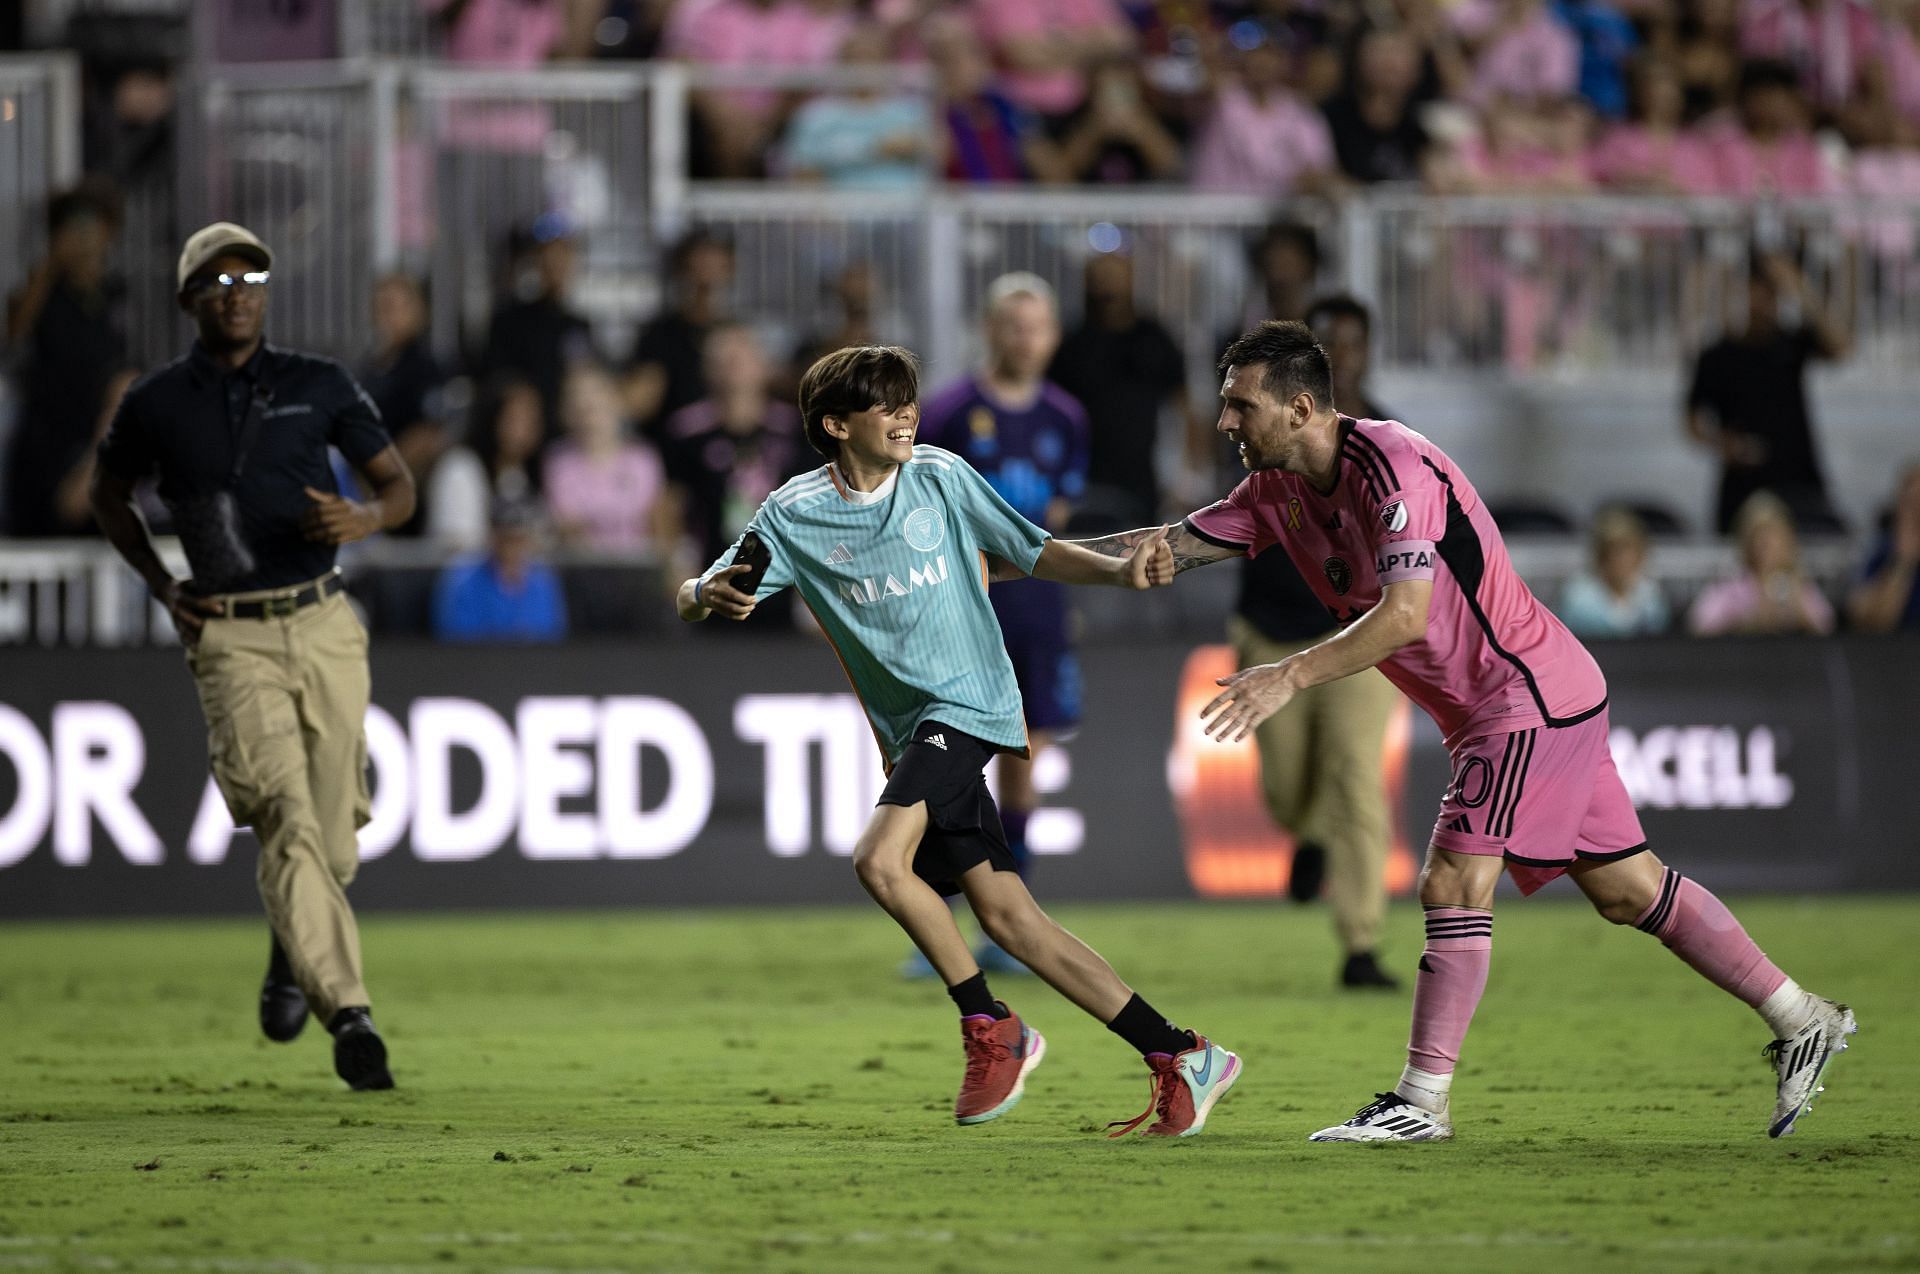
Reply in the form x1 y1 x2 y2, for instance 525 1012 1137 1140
1685 252 1848 533
359 272 448 537
90 222 414 1093
5 184 136 536
1323 27 1430 184
1053 58 1186 184
626 229 735 442
480 214 595 442
1225 292 1404 991
1047 252 1194 528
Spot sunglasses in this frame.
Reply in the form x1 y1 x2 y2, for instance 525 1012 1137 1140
188 270 270 297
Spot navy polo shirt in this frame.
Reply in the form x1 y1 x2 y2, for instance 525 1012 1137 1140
98 341 393 593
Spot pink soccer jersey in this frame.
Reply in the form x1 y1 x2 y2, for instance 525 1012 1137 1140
1186 417 1607 748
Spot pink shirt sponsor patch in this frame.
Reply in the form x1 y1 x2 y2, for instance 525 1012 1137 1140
1186 417 1607 748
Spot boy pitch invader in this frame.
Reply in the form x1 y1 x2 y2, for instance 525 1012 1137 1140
677 345 1241 1136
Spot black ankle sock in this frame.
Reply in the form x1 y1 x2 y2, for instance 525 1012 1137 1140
1106 994 1193 1057
267 933 294 984
946 972 1004 1019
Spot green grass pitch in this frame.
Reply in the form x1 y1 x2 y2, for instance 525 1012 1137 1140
1 897 1914 1273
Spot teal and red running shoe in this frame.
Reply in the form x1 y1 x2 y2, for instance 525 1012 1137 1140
1108 1034 1242 1138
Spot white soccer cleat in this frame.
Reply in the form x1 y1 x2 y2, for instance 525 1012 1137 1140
1765 999 1857 1138
1308 1092 1453 1143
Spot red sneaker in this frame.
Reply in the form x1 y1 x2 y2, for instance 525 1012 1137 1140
955 1004 1046 1125
1107 1034 1241 1138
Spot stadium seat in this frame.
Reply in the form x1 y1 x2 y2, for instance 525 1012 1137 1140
1486 499 1577 536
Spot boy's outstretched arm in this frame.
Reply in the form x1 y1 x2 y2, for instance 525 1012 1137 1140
1026 525 1174 589
1068 521 1241 576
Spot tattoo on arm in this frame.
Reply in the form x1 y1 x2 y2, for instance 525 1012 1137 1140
1066 523 1237 575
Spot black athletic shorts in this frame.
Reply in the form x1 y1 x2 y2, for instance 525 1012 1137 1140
876 720 1018 897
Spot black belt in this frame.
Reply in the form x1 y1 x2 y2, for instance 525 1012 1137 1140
219 572 344 621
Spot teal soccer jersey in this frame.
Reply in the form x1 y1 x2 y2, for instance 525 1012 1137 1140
702 445 1050 763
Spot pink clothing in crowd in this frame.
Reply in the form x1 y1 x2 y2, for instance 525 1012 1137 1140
1190 85 1335 194
1588 125 1711 190
1456 132 1593 189
1688 118 1834 194
428 0 565 65
970 0 1131 116
424 0 564 151
1739 0 1882 109
1687 574 1835 635
1185 417 1608 749
1887 19 1920 129
543 442 668 551
664 0 853 67
663 0 855 114
1456 4 1579 104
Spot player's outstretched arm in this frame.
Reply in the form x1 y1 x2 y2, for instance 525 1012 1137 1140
1200 579 1431 741
1029 525 1173 589
676 564 757 622
1068 522 1237 576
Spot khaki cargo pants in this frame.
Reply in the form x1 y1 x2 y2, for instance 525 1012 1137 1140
1229 616 1401 955
186 588 373 1021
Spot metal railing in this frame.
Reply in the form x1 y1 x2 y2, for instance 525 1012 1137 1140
0 55 83 327
150 59 1919 385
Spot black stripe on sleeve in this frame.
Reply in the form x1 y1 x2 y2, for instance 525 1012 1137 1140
1341 443 1387 501
1181 516 1250 552
1352 431 1403 491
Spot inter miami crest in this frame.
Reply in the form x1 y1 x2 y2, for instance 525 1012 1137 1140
1323 557 1352 595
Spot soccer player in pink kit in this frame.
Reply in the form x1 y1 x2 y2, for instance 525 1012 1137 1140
1077 321 1854 1141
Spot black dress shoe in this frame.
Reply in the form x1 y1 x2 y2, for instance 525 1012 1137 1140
1287 842 1327 903
328 1007 395 1091
260 933 308 1043
1340 951 1401 990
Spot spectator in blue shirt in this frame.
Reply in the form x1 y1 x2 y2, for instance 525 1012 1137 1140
1553 0 1637 119
432 497 569 643
1558 507 1672 638
1846 463 1920 633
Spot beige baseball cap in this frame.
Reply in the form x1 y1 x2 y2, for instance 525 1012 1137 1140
176 221 273 292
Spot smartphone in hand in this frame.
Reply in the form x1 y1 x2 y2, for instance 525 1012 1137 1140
732 530 772 595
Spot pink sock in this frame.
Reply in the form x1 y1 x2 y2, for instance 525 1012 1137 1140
1407 907 1493 1074
1635 868 1787 1007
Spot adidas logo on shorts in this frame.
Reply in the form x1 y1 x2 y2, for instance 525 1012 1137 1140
924 733 947 750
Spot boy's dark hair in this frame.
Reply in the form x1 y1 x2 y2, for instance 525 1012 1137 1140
797 345 920 458
1217 320 1334 410
1304 292 1371 338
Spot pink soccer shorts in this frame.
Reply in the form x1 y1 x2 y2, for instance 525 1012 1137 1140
1428 709 1647 895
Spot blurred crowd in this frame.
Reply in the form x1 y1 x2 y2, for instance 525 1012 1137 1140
21 0 1920 195
3 178 1916 643
428 0 1920 193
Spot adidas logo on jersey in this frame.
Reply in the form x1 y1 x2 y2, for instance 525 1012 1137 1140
837 556 949 606
824 543 854 566
924 733 948 750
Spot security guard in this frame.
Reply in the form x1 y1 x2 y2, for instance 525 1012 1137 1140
90 223 415 1091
